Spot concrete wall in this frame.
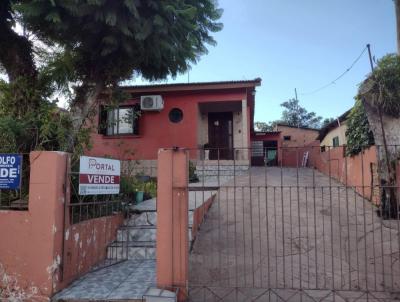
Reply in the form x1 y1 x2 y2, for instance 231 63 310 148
0 151 67 301
279 142 380 204
60 214 123 288
0 151 123 301
191 195 215 240
276 125 319 148
313 145 380 204
320 122 348 147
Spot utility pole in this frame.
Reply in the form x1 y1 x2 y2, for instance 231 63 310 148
396 0 400 54
294 88 300 128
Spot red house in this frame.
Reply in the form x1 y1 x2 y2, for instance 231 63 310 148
88 79 261 173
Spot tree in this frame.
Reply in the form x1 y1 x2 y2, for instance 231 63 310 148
280 99 323 128
321 117 335 128
254 121 275 132
358 54 400 218
1 0 223 150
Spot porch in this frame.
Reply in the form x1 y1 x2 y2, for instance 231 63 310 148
197 100 250 161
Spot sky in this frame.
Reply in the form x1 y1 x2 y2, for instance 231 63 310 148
131 0 398 123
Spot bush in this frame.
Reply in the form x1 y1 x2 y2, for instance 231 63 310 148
189 161 199 183
119 174 157 203
345 99 375 156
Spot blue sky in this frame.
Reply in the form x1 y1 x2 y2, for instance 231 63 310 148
134 0 398 123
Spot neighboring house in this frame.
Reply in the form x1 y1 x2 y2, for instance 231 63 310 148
318 110 351 150
273 124 319 167
88 79 261 173
250 131 281 166
275 124 319 148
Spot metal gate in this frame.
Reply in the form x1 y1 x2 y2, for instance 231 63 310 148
188 146 400 301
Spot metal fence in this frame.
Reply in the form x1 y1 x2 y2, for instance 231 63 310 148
67 168 126 225
0 153 29 210
186 146 400 301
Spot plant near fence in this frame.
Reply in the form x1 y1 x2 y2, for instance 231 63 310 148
345 99 375 157
358 54 400 219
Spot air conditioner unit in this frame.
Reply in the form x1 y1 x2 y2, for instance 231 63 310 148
140 95 164 111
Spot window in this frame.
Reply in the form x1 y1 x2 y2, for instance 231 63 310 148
332 136 339 147
169 108 183 123
283 135 291 141
99 105 139 136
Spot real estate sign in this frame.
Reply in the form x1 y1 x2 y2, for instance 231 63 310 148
0 154 22 190
79 156 120 195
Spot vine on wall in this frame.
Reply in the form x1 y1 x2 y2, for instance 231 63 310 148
345 99 375 157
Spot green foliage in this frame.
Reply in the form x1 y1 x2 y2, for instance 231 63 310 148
0 78 80 153
256 101 325 131
281 99 322 128
189 161 199 183
120 174 157 202
16 0 223 84
254 121 275 132
321 118 335 128
280 99 323 129
359 54 400 117
2 0 223 155
345 99 375 156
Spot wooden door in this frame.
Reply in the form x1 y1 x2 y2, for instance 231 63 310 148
208 112 233 160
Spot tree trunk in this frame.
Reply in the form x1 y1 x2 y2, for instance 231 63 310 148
0 1 39 116
361 91 399 218
0 2 37 83
396 0 400 54
68 82 104 153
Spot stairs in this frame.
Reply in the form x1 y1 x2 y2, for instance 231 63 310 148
107 212 157 261
106 203 195 262
53 193 215 301
195 162 249 183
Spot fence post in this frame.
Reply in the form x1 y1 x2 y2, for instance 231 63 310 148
156 148 189 301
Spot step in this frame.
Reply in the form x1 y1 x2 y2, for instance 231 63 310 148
143 287 178 302
117 226 156 242
126 212 157 226
126 211 194 228
107 241 156 260
117 225 193 244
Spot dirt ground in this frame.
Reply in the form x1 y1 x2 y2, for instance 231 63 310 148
189 167 400 301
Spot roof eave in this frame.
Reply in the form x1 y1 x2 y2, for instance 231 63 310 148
120 79 262 94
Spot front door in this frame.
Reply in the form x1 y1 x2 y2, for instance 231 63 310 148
208 112 233 160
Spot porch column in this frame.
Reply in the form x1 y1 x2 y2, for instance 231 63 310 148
242 99 249 160
156 148 189 301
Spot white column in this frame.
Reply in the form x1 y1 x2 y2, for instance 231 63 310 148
241 99 249 161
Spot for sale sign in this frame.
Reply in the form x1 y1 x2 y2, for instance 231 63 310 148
0 154 22 189
79 156 120 195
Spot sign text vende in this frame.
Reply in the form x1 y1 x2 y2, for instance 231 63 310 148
79 156 120 195
0 154 22 189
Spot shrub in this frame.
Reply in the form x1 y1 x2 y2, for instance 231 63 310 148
345 99 374 156
189 161 199 183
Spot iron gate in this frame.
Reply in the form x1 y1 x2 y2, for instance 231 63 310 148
187 146 400 301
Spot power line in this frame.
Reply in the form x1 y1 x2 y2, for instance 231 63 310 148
300 45 369 96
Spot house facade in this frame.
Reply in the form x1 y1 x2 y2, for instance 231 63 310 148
318 110 350 149
87 79 261 173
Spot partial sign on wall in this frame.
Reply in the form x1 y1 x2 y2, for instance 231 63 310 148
0 154 22 189
79 156 120 195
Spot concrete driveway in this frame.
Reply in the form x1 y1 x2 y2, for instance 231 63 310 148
189 167 400 301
